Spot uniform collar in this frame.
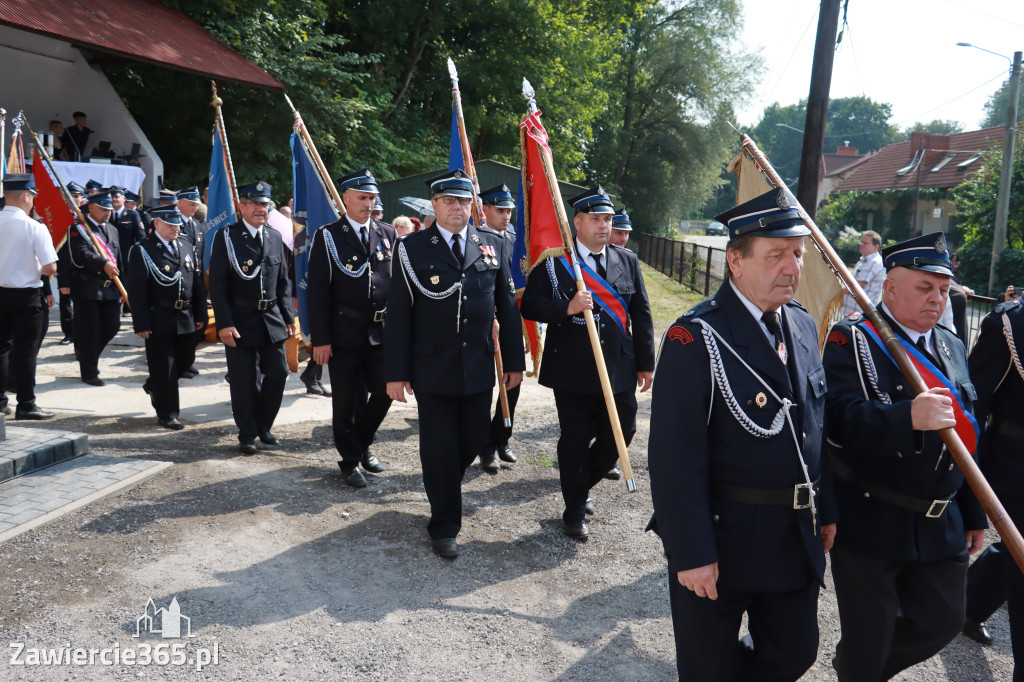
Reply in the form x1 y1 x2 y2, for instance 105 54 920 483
879 302 933 354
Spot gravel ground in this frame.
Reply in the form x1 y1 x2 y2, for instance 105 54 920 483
0 271 1014 680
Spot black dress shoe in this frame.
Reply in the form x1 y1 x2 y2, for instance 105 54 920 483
59 336 73 345
158 417 184 431
259 432 279 446
432 537 459 559
361 451 384 473
585 498 596 515
497 443 518 463
316 381 332 397
82 377 105 387
963 619 994 645
239 441 258 455
304 380 324 396
480 454 499 473
604 464 622 480
184 365 200 375
16 406 55 420
339 464 367 488
564 521 591 539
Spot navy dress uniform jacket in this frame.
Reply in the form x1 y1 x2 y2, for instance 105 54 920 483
307 217 396 348
111 208 145 251
68 218 121 302
970 300 1024 500
126 235 208 336
519 244 655 395
384 224 525 394
208 222 294 346
180 216 207 268
823 310 987 562
648 282 833 593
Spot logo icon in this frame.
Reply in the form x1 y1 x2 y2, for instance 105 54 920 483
134 597 194 639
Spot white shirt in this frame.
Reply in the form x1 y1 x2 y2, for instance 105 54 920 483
880 302 935 356
156 234 178 257
575 238 607 277
436 223 469 259
242 220 263 241
729 279 777 345
0 206 58 289
841 251 885 316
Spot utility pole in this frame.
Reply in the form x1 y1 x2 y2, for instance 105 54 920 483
797 0 841 220
988 50 1022 295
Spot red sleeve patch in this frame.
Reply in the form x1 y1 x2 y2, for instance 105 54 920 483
827 330 847 346
668 325 694 346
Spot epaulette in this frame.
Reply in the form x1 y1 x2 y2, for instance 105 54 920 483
786 299 808 312
680 295 717 321
993 300 1021 315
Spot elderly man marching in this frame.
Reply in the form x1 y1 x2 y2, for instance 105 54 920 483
208 181 295 455
126 205 207 430
823 231 986 680
307 168 396 488
647 188 835 681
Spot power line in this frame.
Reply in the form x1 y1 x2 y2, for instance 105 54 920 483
938 0 1024 30
758 3 819 108
894 70 1006 126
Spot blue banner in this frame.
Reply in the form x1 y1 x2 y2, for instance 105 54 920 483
448 101 464 172
204 124 236 269
511 173 528 290
291 132 340 343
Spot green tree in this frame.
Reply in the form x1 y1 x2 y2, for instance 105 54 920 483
982 76 1024 129
901 119 965 138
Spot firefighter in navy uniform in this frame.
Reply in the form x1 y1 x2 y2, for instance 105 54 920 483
126 205 207 430
208 181 295 455
962 295 1024 670
823 232 986 681
68 191 123 386
307 168 396 488
56 182 88 345
520 186 656 539
385 169 525 559
177 186 208 378
475 183 521 473
647 189 834 681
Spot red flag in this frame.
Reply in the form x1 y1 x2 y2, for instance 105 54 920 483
519 110 566 270
31 149 75 249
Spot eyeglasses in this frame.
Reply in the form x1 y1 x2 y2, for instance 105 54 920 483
439 196 473 206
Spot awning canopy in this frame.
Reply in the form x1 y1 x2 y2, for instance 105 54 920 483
0 0 282 90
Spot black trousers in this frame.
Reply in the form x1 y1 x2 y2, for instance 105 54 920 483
484 383 521 450
144 333 197 420
0 288 44 408
415 390 491 539
224 340 288 442
59 291 74 340
552 389 637 524
667 569 819 681
831 543 969 681
326 343 392 466
72 298 120 380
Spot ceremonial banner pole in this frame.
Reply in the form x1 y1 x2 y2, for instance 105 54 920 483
0 108 6 199
211 82 239 208
283 94 344 212
24 117 130 307
739 131 1024 570
449 58 511 427
522 79 636 492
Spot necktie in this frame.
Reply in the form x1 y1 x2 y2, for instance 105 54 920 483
169 241 178 258
762 311 787 365
916 335 930 356
360 226 369 252
451 233 464 266
594 252 607 279
255 228 262 249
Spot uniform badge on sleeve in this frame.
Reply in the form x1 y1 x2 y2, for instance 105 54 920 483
667 325 694 346
827 330 847 346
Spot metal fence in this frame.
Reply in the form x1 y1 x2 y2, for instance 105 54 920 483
637 232 999 349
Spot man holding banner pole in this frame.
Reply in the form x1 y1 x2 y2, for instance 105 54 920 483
520 186 655 539
823 232 986 680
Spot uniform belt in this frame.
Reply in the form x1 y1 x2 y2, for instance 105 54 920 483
153 299 191 310
830 452 953 518
83 273 114 287
991 416 1024 443
234 298 278 311
711 479 819 510
335 304 386 323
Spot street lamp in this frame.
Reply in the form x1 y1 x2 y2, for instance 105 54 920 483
957 42 1022 295
775 123 805 134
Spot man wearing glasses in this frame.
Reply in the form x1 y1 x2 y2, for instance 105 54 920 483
385 169 525 560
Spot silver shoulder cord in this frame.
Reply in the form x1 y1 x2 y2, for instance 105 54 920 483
396 240 463 331
852 326 891 404
223 228 261 281
134 244 182 288
697 318 817 531
545 257 600 325
1002 312 1024 384
322 228 372 299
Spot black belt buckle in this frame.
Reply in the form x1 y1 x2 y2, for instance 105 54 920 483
793 483 813 510
373 309 386 323
257 299 273 311
926 499 949 518
174 300 186 310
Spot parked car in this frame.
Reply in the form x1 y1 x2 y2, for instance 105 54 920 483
705 221 727 236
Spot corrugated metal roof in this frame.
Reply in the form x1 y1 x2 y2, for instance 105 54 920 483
0 0 281 90
832 127 1007 194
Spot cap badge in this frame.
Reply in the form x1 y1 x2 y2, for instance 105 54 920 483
934 235 947 254
776 191 792 210
255 182 265 191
